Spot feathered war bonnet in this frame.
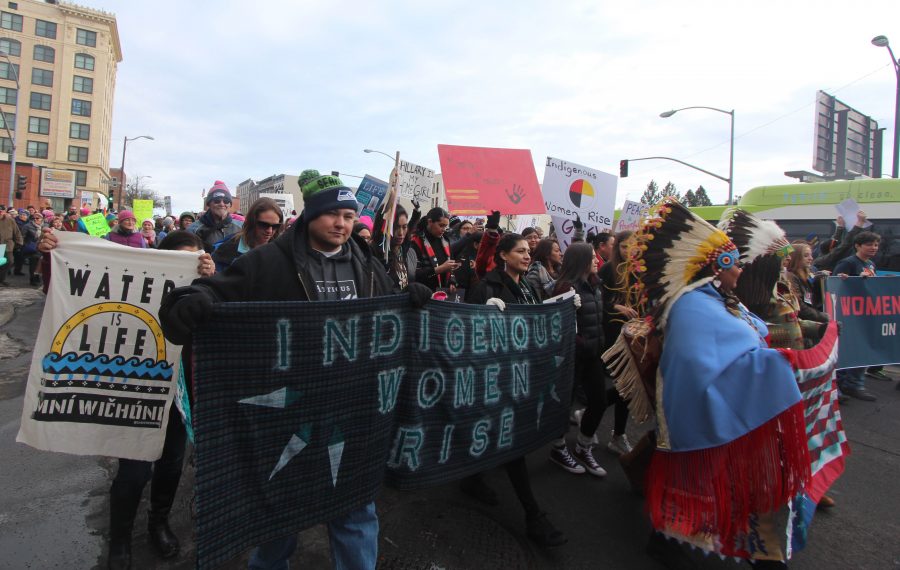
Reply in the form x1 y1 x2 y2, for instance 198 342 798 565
624 198 738 329
717 209 793 314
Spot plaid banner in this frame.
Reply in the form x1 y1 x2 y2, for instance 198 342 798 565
789 321 849 554
193 296 575 569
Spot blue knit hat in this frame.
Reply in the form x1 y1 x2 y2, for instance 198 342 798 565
297 169 358 221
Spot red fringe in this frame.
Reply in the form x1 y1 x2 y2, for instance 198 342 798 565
645 402 810 557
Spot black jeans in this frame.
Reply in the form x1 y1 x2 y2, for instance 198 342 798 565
577 355 628 439
109 411 187 543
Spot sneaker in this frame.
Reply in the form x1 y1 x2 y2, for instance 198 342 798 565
573 443 607 477
549 445 585 474
607 432 633 456
842 387 877 402
866 369 892 381
526 511 567 547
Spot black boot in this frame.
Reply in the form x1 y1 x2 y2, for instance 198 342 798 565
525 511 567 547
460 474 500 506
107 539 131 570
148 517 180 558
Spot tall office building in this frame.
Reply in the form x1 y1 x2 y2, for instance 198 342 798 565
0 0 120 206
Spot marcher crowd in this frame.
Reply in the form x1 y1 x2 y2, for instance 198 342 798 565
5 170 893 570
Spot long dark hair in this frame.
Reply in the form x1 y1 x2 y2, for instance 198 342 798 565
556 242 595 286
417 207 449 234
240 197 284 248
158 230 204 252
532 238 561 276
494 232 526 267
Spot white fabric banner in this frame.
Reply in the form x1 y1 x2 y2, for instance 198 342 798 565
17 232 200 461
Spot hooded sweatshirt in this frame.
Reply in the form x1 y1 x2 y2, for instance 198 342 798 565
293 229 359 300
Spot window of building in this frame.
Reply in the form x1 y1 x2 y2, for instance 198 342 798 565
31 68 52 87
7 3 17 10
76 28 96 47
33 45 54 63
73 169 87 187
28 116 48 134
71 98 91 117
0 60 17 80
0 85 15 105
73 75 92 94
0 137 11 154
29 92 50 110
26 140 48 159
35 19 56 39
0 111 13 129
0 11 22 32
68 145 88 163
0 37 20 57
74 53 94 71
69 122 89 140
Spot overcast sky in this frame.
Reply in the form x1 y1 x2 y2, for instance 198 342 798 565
100 0 900 214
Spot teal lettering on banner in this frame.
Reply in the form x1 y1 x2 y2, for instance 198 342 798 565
511 316 528 349
389 426 424 471
498 407 514 448
533 315 548 348
377 367 405 414
469 418 491 457
417 369 445 408
471 315 488 353
484 364 501 404
490 315 508 352
418 311 429 351
550 311 562 342
445 316 465 356
276 319 291 371
453 367 476 408
439 424 454 463
512 361 529 399
371 312 403 357
322 317 359 365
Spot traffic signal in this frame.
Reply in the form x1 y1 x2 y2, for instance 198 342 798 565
107 194 114 209
619 160 628 178
17 175 26 190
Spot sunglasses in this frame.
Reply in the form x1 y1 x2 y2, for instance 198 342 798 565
256 220 282 231
210 198 231 205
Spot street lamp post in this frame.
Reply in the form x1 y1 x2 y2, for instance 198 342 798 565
116 135 154 210
0 50 20 207
871 35 900 179
660 106 735 204
363 148 395 162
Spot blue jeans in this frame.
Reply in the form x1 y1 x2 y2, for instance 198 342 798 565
837 367 866 391
248 501 378 570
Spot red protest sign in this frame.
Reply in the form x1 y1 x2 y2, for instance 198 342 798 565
437 144 545 215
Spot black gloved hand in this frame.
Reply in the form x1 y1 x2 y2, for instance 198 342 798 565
411 199 421 214
408 282 433 308
486 210 501 230
574 213 583 232
161 291 213 343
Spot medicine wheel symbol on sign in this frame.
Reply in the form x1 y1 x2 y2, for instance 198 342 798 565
568 179 594 208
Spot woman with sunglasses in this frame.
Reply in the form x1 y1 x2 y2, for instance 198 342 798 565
212 197 284 272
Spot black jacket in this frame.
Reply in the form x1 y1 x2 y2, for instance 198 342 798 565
160 222 394 343
467 268 542 305
555 277 603 358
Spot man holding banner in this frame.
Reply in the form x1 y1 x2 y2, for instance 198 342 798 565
160 171 431 569
833 231 883 402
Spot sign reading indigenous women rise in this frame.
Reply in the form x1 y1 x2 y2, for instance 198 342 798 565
541 157 616 229
438 144 545 215
16 232 199 460
192 297 575 570
824 276 900 368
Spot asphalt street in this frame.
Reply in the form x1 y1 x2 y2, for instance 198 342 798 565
1 276 898 569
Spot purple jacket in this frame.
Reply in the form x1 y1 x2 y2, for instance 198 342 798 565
105 229 147 249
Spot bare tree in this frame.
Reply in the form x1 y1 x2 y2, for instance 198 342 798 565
124 175 164 209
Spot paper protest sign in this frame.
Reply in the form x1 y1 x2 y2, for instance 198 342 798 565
551 215 601 254
258 193 295 220
132 199 154 224
541 157 616 230
355 175 389 218
835 198 872 229
616 200 649 232
438 145 545 215
81 213 110 237
16 232 198 461
397 160 435 202
515 215 543 234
